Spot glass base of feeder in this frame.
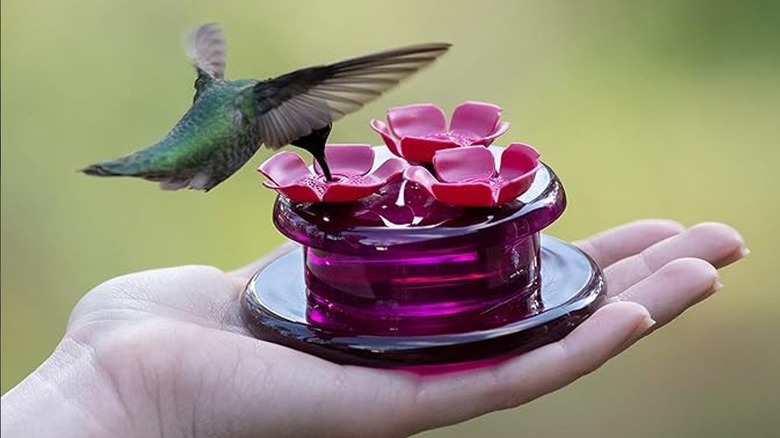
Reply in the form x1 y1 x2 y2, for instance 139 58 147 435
241 235 605 369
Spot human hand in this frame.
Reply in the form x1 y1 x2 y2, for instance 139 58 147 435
1 220 746 438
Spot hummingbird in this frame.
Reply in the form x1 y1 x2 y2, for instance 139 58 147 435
82 23 450 191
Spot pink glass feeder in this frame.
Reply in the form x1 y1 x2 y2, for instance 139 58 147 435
242 104 604 368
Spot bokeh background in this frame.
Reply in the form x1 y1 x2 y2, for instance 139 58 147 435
2 0 778 436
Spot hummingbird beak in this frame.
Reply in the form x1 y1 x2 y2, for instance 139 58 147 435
313 151 333 182
289 125 334 182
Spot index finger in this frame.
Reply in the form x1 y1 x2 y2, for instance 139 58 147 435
574 219 685 268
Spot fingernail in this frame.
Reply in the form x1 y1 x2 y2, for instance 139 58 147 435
740 247 751 258
618 316 656 353
696 278 724 303
641 315 657 332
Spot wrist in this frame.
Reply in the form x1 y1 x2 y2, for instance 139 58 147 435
1 336 133 437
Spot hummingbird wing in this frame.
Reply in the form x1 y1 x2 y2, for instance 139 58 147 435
247 43 451 148
184 23 227 100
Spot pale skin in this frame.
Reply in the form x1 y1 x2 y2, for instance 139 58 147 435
1 220 747 438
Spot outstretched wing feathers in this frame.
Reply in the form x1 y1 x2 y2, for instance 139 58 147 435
248 43 451 148
185 23 227 79
185 23 228 100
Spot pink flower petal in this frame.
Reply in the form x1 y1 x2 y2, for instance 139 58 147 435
433 146 495 183
499 143 540 179
313 144 374 177
403 166 439 195
432 182 494 207
322 157 407 202
398 136 460 164
494 143 541 204
258 151 313 186
449 101 502 138
322 183 382 203
406 165 495 207
478 121 511 146
269 182 324 203
371 157 408 181
387 104 447 139
496 176 535 205
370 119 402 156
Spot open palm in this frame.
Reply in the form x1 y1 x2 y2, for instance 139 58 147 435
9 220 745 438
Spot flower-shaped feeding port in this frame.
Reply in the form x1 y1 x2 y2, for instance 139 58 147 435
258 144 407 203
370 101 510 163
405 143 541 207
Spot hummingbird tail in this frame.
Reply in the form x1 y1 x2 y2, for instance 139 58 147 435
80 155 147 178
81 163 122 176
81 158 217 191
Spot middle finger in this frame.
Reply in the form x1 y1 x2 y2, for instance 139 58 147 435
604 222 744 296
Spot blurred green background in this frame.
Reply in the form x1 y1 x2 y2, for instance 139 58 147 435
2 0 778 436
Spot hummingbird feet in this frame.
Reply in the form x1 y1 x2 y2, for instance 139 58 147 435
291 125 333 181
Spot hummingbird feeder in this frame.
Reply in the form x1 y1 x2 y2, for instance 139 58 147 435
243 101 605 369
